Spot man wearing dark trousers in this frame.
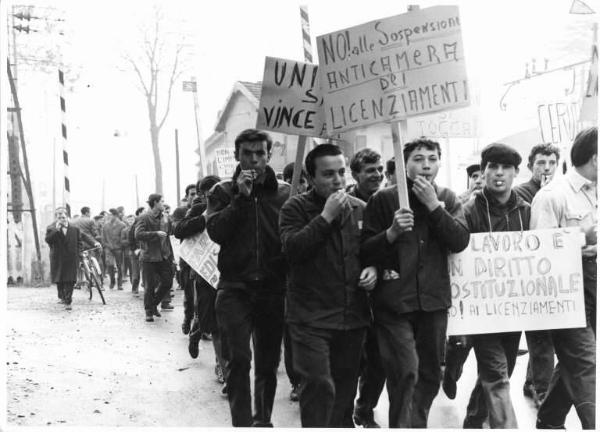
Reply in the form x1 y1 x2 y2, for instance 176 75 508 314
102 208 127 290
135 194 174 322
281 162 308 402
361 138 470 428
280 144 376 427
347 148 386 428
533 127 597 430
514 143 560 408
461 143 530 429
206 129 290 427
46 207 98 310
128 207 144 295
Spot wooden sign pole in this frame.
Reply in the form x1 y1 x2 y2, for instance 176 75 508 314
390 120 410 209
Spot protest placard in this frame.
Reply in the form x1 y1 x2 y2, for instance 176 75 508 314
178 231 220 289
256 56 329 138
408 108 477 138
169 235 181 269
215 147 236 179
447 228 585 336
316 5 470 134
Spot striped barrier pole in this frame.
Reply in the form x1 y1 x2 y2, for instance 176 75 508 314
58 68 70 216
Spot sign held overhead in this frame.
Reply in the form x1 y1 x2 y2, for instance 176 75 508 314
317 5 470 133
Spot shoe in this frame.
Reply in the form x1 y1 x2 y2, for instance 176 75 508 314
353 411 380 428
188 333 200 359
117 286 123 290
65 304 72 311
201 332 212 341
289 385 299 402
517 348 528 356
182 320 191 335
57 299 65 304
132 289 139 295
161 303 174 311
145 311 154 322
109 284 115 290
442 372 457 400
220 383 228 397
536 418 565 429
251 420 273 427
152 307 161 317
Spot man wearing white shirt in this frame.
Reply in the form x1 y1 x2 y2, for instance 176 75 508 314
531 127 597 430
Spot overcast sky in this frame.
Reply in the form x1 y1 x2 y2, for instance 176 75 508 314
5 0 597 216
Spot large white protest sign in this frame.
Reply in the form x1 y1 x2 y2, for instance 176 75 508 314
316 5 469 134
447 228 585 336
256 57 329 138
178 231 220 289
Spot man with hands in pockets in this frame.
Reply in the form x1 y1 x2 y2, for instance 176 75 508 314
279 143 376 428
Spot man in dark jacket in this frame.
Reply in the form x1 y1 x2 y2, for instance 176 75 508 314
514 143 560 408
206 129 290 427
135 194 174 322
462 143 530 429
102 208 127 290
46 207 97 310
128 207 145 295
361 138 470 428
280 144 376 427
347 147 386 428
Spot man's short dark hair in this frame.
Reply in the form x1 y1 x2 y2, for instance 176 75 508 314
108 208 119 217
80 206 90 216
527 144 560 167
403 138 442 163
385 157 395 175
184 183 196 198
350 148 381 173
234 129 273 157
283 162 306 182
197 175 221 193
305 144 343 177
147 193 162 208
466 164 480 178
480 143 522 170
135 207 145 216
571 127 597 167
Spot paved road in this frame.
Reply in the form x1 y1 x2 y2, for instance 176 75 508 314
6 284 582 428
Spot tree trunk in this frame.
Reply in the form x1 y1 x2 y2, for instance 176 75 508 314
150 123 163 194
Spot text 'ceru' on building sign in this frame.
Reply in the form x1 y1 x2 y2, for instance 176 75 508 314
316 5 470 134
446 228 586 336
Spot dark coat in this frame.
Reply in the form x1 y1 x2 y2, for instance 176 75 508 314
102 218 127 250
280 189 370 330
360 180 470 314
206 165 290 287
45 223 84 283
513 178 541 204
134 210 173 262
463 188 530 234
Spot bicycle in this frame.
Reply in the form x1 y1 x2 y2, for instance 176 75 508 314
80 246 106 305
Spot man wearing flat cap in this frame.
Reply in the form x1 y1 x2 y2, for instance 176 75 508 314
135 193 174 322
462 143 530 428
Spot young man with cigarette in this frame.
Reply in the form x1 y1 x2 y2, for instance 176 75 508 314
361 138 470 428
280 143 375 427
206 129 290 427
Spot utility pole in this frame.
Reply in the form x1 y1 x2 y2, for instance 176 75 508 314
135 174 140 209
183 77 205 179
175 129 181 203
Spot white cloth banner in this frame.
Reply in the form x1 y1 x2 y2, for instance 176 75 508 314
447 228 585 336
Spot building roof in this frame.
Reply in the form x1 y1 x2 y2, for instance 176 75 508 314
213 81 262 132
239 81 262 101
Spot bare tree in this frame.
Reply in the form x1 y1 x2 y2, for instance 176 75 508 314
124 6 187 194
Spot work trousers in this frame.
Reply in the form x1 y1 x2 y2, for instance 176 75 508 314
122 248 131 280
375 309 447 428
537 259 596 429
181 264 194 322
354 324 386 418
215 285 284 427
142 260 173 312
289 324 365 427
57 281 75 305
129 251 140 291
283 323 300 387
464 331 521 429
107 248 123 288
524 330 554 396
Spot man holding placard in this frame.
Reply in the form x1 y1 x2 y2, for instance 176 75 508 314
206 129 290 427
361 138 469 428
461 143 530 429
280 143 376 427
532 127 597 430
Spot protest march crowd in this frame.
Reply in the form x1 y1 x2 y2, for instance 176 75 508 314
44 126 597 429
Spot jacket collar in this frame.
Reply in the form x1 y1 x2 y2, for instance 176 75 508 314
231 165 278 194
567 169 595 193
